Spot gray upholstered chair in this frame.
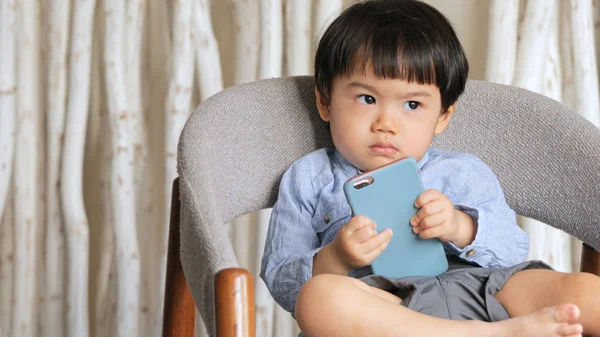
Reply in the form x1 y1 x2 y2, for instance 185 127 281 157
162 76 600 337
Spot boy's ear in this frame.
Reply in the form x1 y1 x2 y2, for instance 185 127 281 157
315 87 331 122
434 103 456 135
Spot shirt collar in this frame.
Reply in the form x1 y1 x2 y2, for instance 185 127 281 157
417 150 430 172
333 148 432 178
333 149 362 178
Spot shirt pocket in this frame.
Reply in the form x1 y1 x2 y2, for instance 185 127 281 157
312 202 352 246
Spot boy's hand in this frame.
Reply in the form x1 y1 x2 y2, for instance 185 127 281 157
410 189 476 248
330 215 393 271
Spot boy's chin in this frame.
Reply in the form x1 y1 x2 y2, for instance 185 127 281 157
359 157 398 172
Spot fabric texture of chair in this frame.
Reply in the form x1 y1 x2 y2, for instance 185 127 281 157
176 76 600 336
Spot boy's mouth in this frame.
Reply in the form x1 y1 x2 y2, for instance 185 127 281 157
369 141 398 156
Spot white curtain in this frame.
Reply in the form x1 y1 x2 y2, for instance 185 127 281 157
486 0 600 274
0 1 599 337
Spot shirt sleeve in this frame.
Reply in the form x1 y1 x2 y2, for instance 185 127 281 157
443 158 529 268
260 159 321 316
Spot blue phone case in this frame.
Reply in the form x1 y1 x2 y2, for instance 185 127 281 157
343 157 448 278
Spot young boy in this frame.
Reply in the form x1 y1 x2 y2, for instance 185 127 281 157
260 1 600 336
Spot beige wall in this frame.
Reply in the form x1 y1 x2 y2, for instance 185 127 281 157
211 0 491 88
424 0 491 80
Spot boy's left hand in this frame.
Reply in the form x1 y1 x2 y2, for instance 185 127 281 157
409 189 467 244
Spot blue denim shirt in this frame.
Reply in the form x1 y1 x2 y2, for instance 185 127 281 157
260 147 529 316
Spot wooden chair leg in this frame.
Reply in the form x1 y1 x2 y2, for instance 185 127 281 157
580 244 599 337
580 245 600 337
580 243 600 276
162 178 196 337
215 268 255 337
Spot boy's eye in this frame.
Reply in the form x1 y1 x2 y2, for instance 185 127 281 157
357 95 376 105
403 101 420 111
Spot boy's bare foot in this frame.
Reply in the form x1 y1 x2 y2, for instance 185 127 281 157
489 304 583 337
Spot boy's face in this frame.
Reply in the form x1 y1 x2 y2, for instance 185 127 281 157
316 65 454 172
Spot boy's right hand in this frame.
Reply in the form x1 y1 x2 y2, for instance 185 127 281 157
330 215 393 270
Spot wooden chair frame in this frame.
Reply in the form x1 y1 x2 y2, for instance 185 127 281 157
162 178 600 337
162 178 196 337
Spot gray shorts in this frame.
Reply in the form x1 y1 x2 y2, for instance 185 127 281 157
360 255 552 321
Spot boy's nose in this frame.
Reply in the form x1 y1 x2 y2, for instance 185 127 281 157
371 111 398 134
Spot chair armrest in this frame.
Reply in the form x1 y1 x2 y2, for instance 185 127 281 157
215 268 255 337
581 243 600 276
163 178 196 337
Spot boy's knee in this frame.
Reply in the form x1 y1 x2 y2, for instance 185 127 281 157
296 274 342 312
295 274 348 334
560 272 600 303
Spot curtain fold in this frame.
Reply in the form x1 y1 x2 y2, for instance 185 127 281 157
486 0 600 274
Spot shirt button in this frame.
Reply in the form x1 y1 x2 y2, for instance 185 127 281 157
466 249 476 257
324 215 330 224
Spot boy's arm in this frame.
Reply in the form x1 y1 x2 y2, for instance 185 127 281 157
450 209 477 249
259 161 320 317
444 158 529 268
313 243 351 276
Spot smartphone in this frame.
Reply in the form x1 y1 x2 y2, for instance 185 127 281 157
343 157 448 278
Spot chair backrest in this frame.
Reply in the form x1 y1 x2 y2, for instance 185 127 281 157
177 76 600 336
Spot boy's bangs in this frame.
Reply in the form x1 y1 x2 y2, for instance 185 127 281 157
341 37 437 86
314 0 469 110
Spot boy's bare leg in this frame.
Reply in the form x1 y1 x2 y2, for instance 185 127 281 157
296 274 583 337
496 270 600 336
350 277 404 304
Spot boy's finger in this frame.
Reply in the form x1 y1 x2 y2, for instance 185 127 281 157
410 213 421 227
364 236 391 261
410 209 429 227
412 199 447 227
345 215 375 233
361 228 393 254
418 213 444 230
353 225 377 243
418 226 444 240
419 200 446 217
412 225 421 234
414 189 441 208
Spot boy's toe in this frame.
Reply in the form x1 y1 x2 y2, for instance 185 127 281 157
552 304 580 323
556 322 583 336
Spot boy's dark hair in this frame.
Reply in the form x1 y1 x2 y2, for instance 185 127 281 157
314 0 469 112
